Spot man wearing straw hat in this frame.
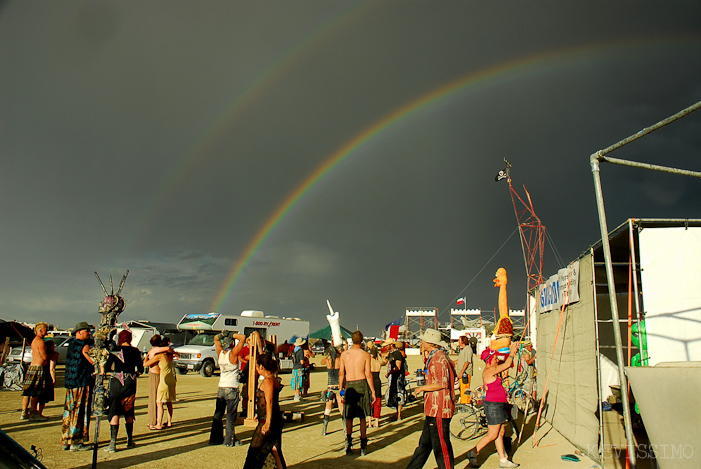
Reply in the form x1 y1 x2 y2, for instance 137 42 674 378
406 328 455 469
520 340 536 400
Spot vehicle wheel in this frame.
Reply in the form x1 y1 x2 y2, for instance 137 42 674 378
450 404 482 440
176 368 188 375
200 360 215 377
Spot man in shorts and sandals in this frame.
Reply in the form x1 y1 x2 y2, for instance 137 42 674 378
291 338 307 402
21 322 50 421
339 330 376 456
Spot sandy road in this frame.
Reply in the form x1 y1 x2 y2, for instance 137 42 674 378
1 354 610 469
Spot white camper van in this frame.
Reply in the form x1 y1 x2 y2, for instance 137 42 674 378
173 311 309 377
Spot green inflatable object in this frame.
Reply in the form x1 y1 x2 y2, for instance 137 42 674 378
630 320 648 414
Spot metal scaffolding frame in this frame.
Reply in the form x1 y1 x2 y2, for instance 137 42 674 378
404 307 438 345
590 100 701 468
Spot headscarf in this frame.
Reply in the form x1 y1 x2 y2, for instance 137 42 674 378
481 347 510 363
480 348 497 363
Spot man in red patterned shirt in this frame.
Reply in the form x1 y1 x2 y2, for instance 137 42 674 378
406 328 456 469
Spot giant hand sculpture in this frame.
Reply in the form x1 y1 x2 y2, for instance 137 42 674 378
326 300 343 347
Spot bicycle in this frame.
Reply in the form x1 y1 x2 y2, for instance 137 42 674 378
506 377 536 417
450 387 488 440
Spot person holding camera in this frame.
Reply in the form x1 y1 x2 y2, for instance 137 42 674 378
210 330 246 447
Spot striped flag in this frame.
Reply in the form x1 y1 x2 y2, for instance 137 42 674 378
457 297 466 305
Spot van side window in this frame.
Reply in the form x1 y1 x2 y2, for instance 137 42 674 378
225 319 238 326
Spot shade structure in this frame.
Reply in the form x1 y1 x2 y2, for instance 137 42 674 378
0 321 34 343
309 324 353 341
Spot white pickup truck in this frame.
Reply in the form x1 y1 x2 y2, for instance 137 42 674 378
173 311 309 377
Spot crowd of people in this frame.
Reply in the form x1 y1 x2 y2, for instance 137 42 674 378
18 321 535 468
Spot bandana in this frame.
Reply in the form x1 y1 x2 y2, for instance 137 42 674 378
480 348 497 362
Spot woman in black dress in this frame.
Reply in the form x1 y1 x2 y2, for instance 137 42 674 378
104 330 143 453
243 353 286 469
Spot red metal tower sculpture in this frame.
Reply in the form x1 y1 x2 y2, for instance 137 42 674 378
497 159 546 292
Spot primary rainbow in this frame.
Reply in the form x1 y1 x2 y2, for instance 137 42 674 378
205 34 697 311
209 42 620 311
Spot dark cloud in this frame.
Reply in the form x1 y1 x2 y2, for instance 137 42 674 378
1 1 700 333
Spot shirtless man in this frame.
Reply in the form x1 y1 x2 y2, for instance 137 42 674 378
339 330 376 456
21 322 50 421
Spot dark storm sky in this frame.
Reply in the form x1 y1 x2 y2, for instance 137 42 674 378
1 1 700 334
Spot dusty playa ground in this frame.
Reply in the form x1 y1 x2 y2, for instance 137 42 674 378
1 354 619 469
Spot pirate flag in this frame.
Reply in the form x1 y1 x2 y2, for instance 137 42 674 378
495 167 508 182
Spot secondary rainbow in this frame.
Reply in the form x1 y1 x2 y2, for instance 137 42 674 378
122 2 374 257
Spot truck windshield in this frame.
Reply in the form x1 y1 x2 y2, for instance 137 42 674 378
187 333 215 346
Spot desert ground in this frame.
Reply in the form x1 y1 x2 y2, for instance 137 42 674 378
1 353 642 469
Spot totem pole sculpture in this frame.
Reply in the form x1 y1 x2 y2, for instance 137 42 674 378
90 270 129 468
490 268 514 353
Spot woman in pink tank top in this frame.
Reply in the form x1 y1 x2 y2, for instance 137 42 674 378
465 341 520 468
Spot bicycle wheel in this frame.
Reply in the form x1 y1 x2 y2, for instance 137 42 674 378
450 404 482 440
510 387 529 414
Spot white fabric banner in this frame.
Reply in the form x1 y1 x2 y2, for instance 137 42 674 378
537 261 580 313
639 227 701 365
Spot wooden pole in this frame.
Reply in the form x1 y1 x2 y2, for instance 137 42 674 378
244 332 260 427
20 338 27 371
0 337 10 366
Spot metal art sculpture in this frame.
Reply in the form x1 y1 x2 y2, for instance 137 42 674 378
90 270 129 468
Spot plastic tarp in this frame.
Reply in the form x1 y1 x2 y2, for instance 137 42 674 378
536 254 600 460
638 227 701 365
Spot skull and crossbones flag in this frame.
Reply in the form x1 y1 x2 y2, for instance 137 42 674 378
494 168 508 182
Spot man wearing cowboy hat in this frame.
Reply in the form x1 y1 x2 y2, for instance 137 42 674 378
407 328 456 469
61 322 95 451
291 337 307 401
